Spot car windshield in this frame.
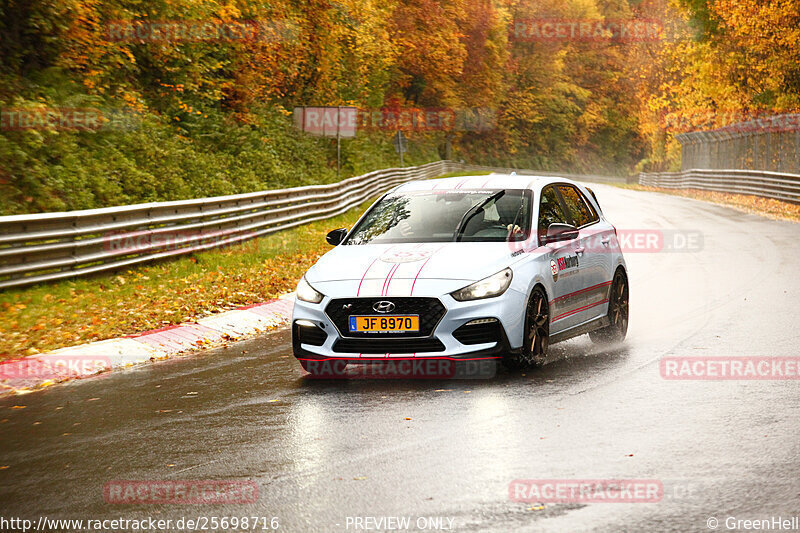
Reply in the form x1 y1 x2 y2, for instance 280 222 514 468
345 189 531 244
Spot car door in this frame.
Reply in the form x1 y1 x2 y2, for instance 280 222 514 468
555 184 613 324
537 185 585 333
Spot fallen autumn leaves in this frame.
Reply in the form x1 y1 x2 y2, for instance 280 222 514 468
626 186 800 223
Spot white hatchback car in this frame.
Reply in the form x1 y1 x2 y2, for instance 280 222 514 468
292 173 628 374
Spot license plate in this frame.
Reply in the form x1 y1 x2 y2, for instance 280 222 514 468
349 315 419 333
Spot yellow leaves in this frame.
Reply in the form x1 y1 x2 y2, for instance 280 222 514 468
218 4 242 20
121 48 137 64
643 187 800 223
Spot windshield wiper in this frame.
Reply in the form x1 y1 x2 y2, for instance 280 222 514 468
454 190 505 242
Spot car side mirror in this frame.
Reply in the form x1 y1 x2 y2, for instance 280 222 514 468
326 228 348 246
542 223 579 244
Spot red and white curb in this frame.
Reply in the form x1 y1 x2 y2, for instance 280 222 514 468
0 293 295 396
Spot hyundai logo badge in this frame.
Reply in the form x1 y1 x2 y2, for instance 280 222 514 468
372 301 396 313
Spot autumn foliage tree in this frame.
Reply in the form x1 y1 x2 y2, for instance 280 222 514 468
2 0 797 212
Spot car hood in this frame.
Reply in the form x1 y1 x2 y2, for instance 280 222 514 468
305 242 523 297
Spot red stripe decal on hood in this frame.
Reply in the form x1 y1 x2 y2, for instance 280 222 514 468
410 245 445 296
382 264 400 296
357 258 379 297
357 246 397 296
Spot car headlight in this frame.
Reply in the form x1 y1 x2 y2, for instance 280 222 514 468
451 268 513 301
297 276 324 303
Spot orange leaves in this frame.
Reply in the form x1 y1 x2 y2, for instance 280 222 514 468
637 186 800 223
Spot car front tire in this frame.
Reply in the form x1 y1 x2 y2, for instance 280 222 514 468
502 285 549 370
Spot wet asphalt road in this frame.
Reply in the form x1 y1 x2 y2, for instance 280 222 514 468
1 185 800 533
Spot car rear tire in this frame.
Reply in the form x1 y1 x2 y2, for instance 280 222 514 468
589 269 629 344
503 286 549 370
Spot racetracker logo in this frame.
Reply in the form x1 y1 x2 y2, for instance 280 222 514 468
511 19 663 42
301 358 497 379
357 107 497 132
660 109 800 134
294 107 497 136
660 357 800 380
509 479 663 503
103 229 259 254
105 20 297 43
508 229 703 255
0 355 112 380
104 480 259 504
1 108 140 131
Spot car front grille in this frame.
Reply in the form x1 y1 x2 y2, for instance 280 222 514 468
332 338 446 354
325 297 446 338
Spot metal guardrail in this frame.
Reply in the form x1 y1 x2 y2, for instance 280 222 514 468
639 169 800 205
0 161 463 290
0 160 630 290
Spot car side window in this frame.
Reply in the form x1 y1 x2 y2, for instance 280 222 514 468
557 185 597 227
581 189 600 223
538 186 569 236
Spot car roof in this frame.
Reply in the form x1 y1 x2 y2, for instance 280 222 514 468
393 173 581 193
